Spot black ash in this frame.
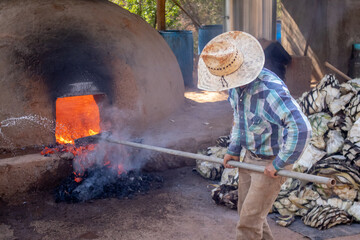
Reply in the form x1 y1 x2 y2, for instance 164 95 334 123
55 167 163 203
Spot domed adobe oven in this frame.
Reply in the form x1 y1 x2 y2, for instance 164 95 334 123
0 0 185 154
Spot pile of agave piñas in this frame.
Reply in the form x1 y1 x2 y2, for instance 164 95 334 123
196 75 360 230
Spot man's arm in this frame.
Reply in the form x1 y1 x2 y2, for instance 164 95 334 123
227 106 241 156
264 89 312 171
224 89 242 168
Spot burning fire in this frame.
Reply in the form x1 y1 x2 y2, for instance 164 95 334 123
41 95 104 182
55 95 101 144
41 94 127 183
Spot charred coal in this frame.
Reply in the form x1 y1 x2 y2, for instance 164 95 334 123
55 167 163 203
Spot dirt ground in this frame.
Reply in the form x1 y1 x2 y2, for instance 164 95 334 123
0 166 358 240
0 166 301 240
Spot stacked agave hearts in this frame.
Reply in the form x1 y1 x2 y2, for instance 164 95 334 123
196 75 360 229
273 75 360 229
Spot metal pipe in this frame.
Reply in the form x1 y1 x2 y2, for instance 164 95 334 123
105 138 336 187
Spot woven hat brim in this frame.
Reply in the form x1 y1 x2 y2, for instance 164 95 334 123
198 31 265 91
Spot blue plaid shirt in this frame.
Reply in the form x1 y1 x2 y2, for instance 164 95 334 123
227 68 311 170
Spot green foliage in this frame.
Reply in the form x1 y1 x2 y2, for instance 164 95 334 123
109 0 224 30
179 0 224 27
109 0 225 52
109 0 181 29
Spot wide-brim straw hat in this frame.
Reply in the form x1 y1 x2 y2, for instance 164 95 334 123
198 31 265 91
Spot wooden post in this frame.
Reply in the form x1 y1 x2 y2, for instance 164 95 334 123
157 0 166 31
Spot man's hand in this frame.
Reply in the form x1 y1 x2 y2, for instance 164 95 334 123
264 162 279 178
223 154 240 168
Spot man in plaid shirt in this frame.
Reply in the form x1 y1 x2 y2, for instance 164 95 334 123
198 31 311 239
225 68 311 172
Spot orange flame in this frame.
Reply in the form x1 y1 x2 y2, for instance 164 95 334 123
52 95 102 183
55 95 100 144
40 94 122 183
50 95 126 182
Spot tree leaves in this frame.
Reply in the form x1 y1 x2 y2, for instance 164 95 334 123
109 0 181 29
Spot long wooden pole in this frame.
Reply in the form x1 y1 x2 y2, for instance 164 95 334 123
169 0 201 28
157 0 166 31
105 138 336 187
325 61 352 81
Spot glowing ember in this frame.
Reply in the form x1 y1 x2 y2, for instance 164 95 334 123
117 164 125 175
41 147 55 155
41 144 96 157
55 95 101 144
74 176 83 183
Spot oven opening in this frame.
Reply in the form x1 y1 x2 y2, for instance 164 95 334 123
55 94 104 144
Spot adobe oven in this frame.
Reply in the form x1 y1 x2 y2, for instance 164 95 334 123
0 0 185 153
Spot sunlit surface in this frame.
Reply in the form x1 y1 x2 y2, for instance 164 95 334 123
184 90 228 103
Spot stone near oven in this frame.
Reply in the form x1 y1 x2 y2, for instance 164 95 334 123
0 154 72 202
0 0 185 151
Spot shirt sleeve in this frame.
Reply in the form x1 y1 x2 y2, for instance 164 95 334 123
227 89 242 156
264 88 312 170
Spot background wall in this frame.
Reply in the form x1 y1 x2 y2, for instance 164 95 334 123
281 0 360 83
225 0 277 40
